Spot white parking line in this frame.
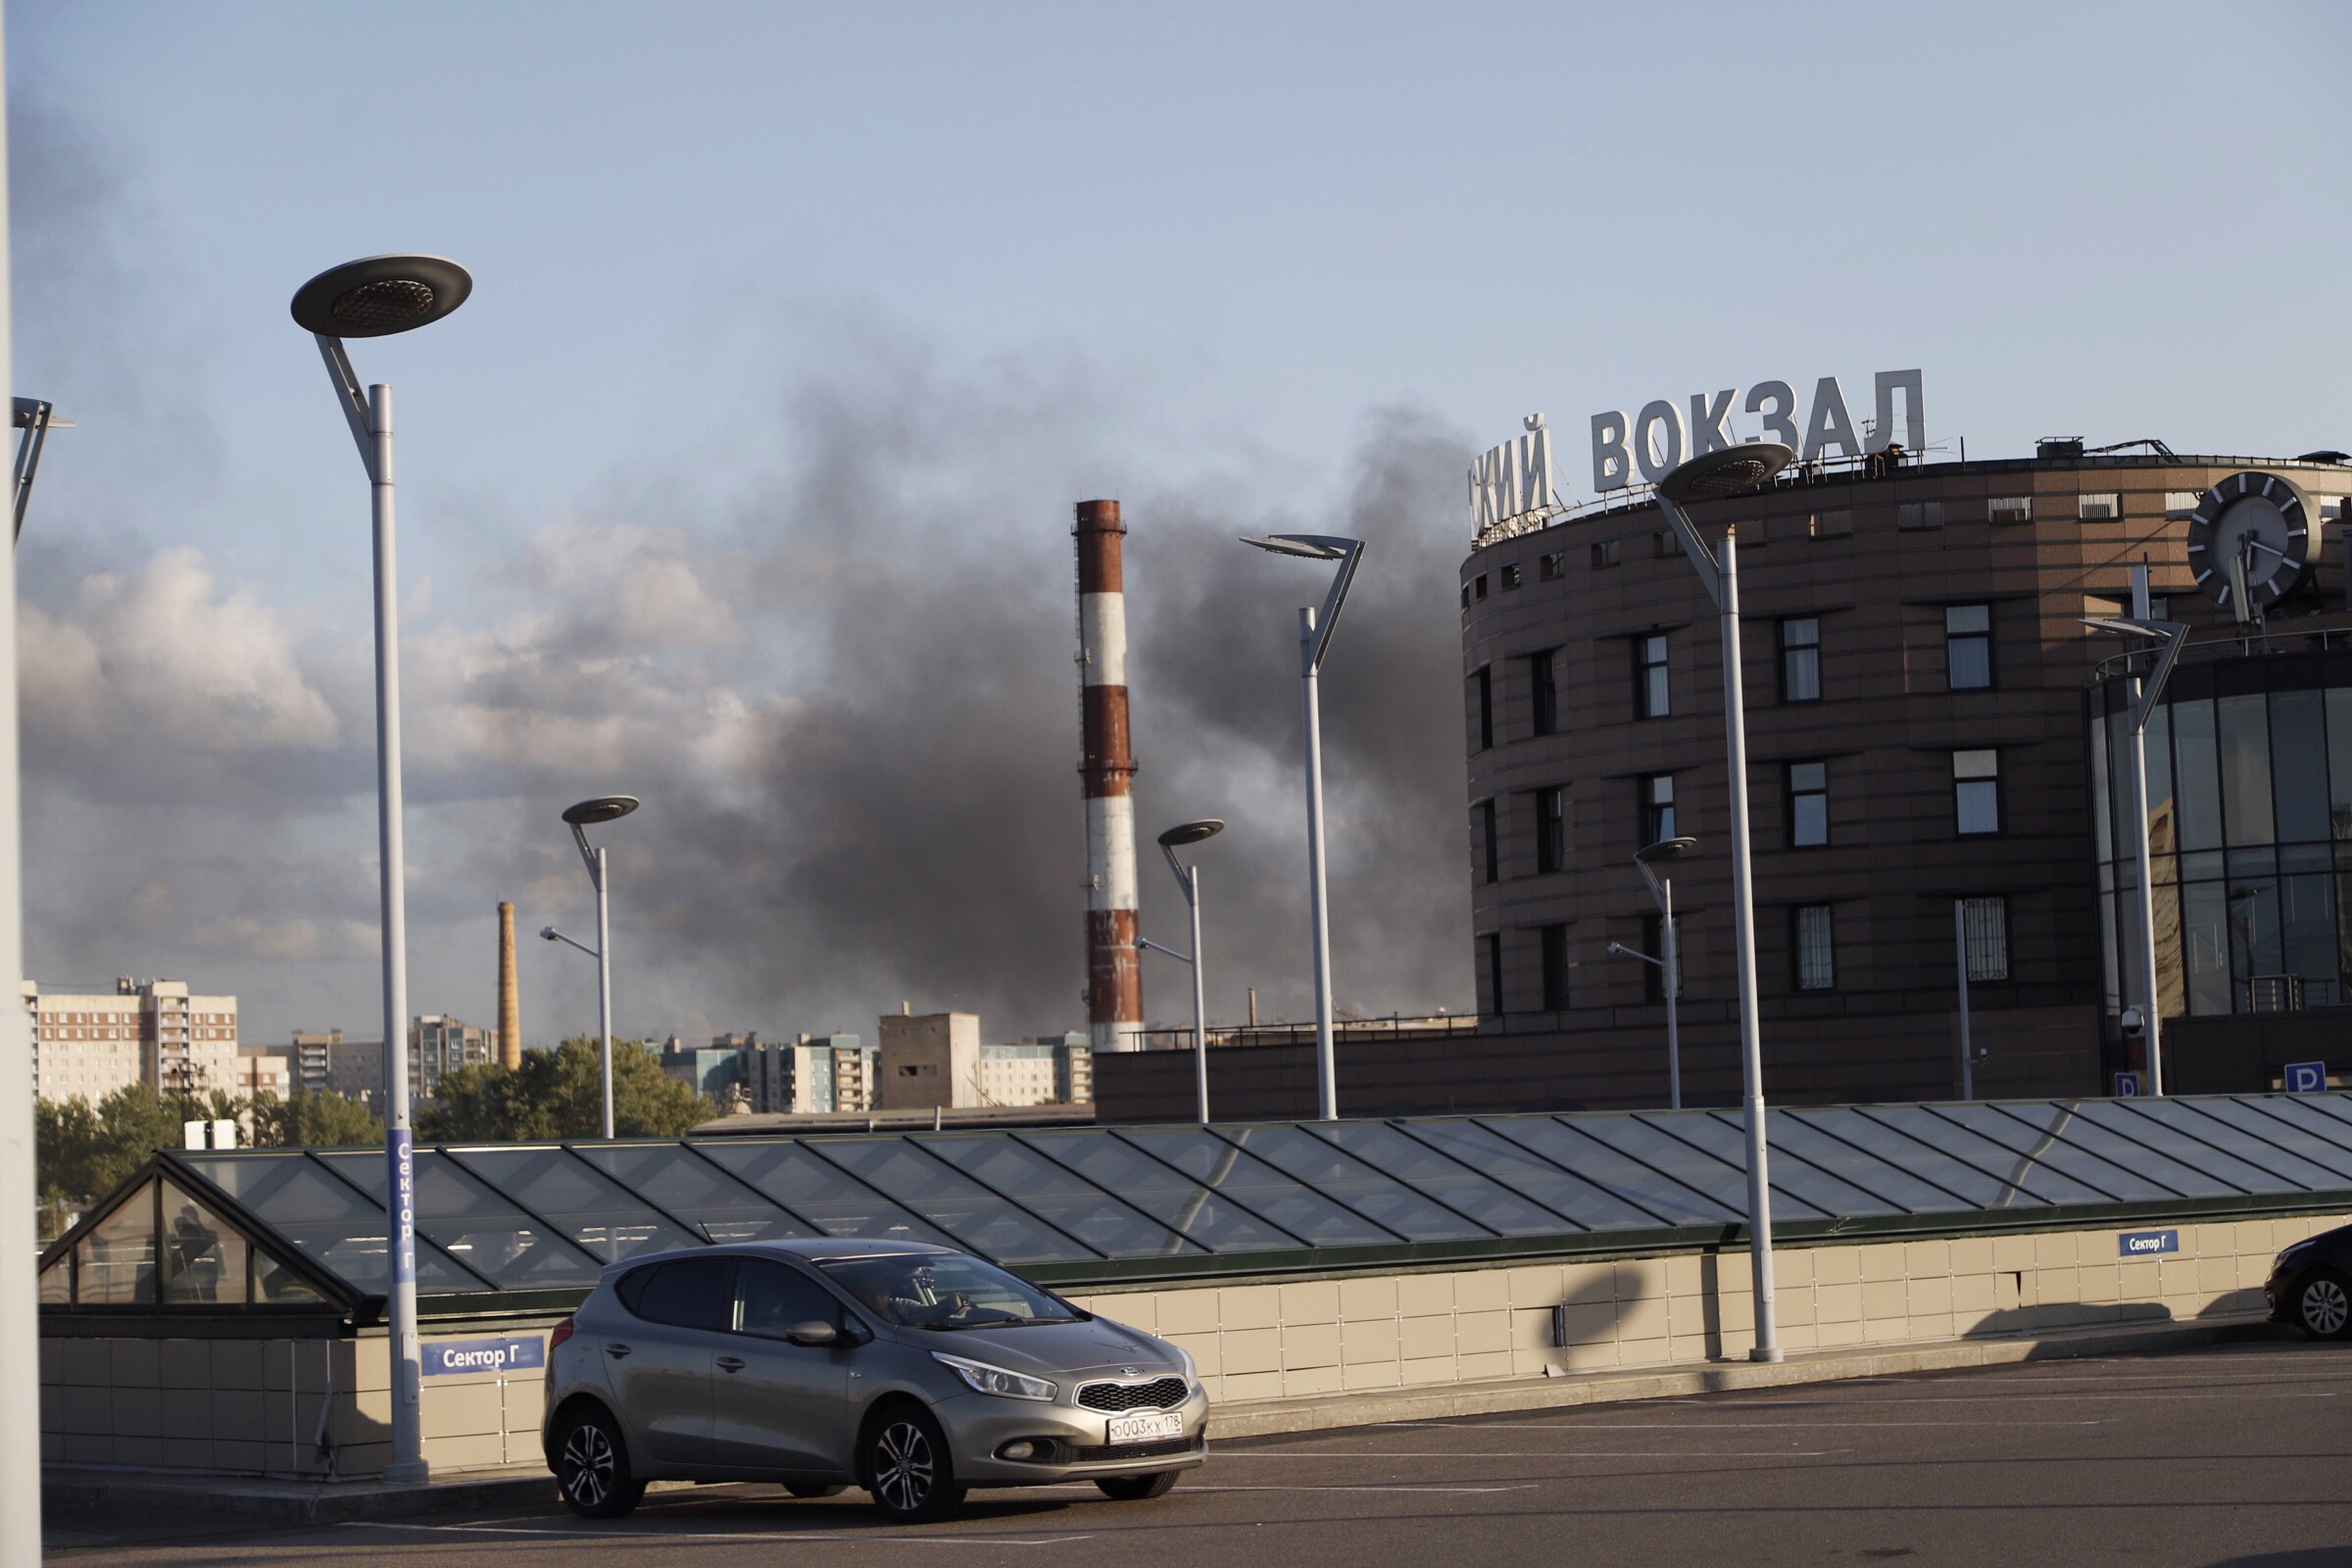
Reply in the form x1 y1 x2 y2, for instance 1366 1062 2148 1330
343 1521 1100 1545
1383 1419 2104 1430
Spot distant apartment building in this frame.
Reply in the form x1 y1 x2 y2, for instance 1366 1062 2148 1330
660 1038 742 1102
324 1038 383 1102
232 1046 292 1099
874 1013 1092 1110
979 1034 1093 1106
411 1014 496 1101
734 1033 876 1114
288 1030 339 1095
23 979 238 1104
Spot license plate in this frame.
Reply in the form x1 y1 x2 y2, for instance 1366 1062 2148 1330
1105 1409 1185 1446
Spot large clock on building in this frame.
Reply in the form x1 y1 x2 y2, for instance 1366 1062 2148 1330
2185 469 2315 612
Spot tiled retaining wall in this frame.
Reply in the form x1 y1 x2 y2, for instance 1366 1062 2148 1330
38 1210 2345 1476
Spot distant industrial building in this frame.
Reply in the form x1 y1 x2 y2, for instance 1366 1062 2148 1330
22 978 239 1105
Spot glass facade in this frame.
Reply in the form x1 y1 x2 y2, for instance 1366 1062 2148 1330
2090 651 2352 1022
41 1095 2352 1308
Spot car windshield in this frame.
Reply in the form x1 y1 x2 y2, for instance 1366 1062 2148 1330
817 1251 1087 1330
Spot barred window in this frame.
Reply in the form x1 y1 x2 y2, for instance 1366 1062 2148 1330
1961 896 2010 981
1793 905 1836 991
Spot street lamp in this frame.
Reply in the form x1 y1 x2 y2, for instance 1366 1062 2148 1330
291 252 471 1486
1650 438 1790 1364
12 397 73 543
1239 532 1364 1121
1139 819 1225 1124
1605 836 1695 1108
2082 568 2188 1096
544 795 639 1139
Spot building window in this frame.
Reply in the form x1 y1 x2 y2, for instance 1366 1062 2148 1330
1654 528 1683 557
1780 617 1821 703
1475 573 1489 599
1500 563 1522 590
2078 492 2121 520
1484 933 1504 1017
1459 583 1470 610
1788 761 1828 847
1810 509 1852 538
1478 799 1498 883
1641 912 1683 1002
1945 605 1993 690
1793 905 1836 991
1961 895 2010 981
2163 491 2204 517
1636 634 1670 718
1592 539 1621 569
1472 666 1493 751
1640 773 1676 847
1988 496 2032 524
1528 650 1558 737
1540 925 1569 1011
1539 552 1565 581
1954 750 2001 835
1896 500 1944 529
1535 786 1567 873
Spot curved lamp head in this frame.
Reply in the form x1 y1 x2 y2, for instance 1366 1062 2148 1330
562 795 640 827
1158 819 1226 849
1635 835 1698 864
1240 533 1353 561
291 255 472 337
539 926 559 942
1656 440 1792 504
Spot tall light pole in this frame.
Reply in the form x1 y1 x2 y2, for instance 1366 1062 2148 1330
1240 533 1363 1121
2082 582 2188 1096
1651 438 1790 1363
545 795 639 1138
1617 836 1696 1108
292 253 472 1485
1140 819 1225 1123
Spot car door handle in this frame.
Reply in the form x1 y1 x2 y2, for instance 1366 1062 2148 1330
605 1344 631 1359
716 1355 746 1373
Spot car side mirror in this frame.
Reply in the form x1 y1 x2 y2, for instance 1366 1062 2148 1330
785 1320 839 1348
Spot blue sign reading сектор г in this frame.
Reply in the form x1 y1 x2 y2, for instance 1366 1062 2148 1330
2118 1229 2180 1257
421 1336 546 1376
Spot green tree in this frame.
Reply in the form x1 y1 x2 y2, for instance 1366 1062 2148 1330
250 1089 384 1149
416 1038 711 1142
34 1082 184 1209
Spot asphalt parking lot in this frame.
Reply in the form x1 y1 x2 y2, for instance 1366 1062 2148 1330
44 1339 2352 1568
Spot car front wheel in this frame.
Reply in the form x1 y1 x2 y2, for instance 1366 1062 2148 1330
2298 1270 2351 1339
555 1406 646 1519
1096 1470 1180 1501
864 1406 964 1523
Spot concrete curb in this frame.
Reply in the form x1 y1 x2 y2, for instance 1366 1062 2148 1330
1208 1313 2282 1439
40 1464 571 1525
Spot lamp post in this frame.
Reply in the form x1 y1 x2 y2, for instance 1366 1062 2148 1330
1615 836 1695 1108
12 397 72 544
2082 578 2188 1096
544 796 640 1139
1239 532 1364 1121
291 253 472 1486
1650 438 1790 1363
1139 819 1225 1123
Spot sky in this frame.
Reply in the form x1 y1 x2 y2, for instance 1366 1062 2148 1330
6 2 2349 1052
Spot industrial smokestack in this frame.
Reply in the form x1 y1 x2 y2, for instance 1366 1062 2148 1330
1075 499 1143 1054
496 901 521 1069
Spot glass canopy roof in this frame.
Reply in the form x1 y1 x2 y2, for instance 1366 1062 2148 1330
40 1093 2352 1313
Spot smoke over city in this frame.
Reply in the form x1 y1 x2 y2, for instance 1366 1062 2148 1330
9 100 1474 1046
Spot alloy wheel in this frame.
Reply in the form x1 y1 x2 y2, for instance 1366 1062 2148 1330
563 1421 616 1508
2303 1277 2349 1337
873 1421 936 1513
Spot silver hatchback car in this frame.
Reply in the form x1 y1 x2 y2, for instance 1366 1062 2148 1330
542 1238 1209 1521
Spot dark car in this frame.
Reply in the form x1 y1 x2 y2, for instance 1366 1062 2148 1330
2267 1223 2352 1338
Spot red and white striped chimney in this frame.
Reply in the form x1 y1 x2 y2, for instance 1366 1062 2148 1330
1075 499 1143 1054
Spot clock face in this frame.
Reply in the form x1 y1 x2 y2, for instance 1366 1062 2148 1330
2185 470 2314 612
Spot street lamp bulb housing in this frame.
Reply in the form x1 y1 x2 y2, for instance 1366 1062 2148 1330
1636 835 1699 863
11 399 72 429
1240 533 1353 562
540 927 559 942
291 255 472 337
562 795 641 826
1656 440 1793 503
1158 819 1226 848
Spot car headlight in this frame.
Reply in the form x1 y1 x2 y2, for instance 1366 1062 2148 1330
931 1351 1056 1401
2278 1241 2318 1265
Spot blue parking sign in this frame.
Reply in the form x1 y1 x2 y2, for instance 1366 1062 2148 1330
2112 1071 2141 1098
2284 1061 2329 1094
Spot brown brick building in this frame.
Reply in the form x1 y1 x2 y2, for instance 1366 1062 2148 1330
1459 446 2352 1108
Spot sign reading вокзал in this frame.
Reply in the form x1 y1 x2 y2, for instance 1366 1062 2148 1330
422 1335 547 1377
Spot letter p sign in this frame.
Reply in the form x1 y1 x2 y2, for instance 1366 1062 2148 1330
2285 1060 2328 1094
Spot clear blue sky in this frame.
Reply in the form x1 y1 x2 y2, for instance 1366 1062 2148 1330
10 3 2348 1050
